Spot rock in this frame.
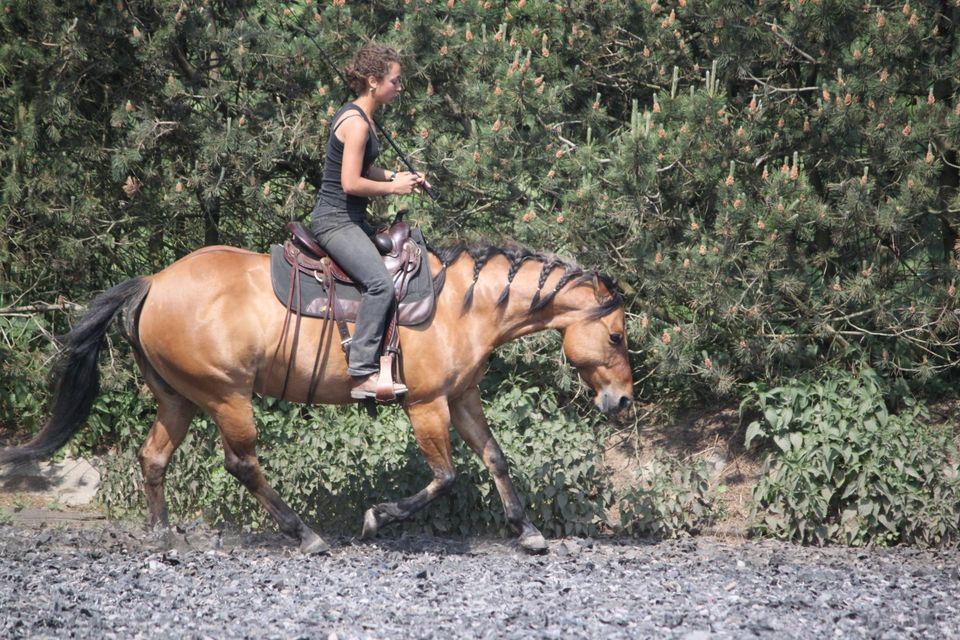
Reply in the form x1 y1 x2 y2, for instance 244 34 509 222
556 538 582 556
0 455 100 506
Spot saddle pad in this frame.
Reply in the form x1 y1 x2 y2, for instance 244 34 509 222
269 227 435 326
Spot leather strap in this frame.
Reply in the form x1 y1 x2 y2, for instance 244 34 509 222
306 267 336 403
319 258 353 353
270 246 303 401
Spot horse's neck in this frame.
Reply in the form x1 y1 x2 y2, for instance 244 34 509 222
441 257 581 346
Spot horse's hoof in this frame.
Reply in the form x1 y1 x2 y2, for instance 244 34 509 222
300 531 330 555
361 508 378 540
519 532 548 554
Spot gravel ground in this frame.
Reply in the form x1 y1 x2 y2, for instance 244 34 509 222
1 521 958 639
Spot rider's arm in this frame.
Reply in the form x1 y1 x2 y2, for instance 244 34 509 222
368 166 432 189
366 166 394 182
339 118 427 196
339 118 399 197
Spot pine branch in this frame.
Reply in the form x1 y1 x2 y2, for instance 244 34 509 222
0 303 84 317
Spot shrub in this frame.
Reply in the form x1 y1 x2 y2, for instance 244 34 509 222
743 368 960 547
4 1 960 405
617 451 721 539
0 316 58 440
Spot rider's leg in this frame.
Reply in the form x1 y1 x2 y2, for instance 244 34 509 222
314 223 405 395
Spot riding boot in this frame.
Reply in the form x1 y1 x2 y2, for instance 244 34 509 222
350 373 408 400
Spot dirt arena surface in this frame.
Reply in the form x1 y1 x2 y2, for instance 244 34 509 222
1 517 958 639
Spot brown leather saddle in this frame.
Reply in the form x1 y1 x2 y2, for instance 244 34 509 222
272 213 434 405
287 218 405 279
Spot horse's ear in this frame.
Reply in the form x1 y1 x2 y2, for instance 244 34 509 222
592 273 604 303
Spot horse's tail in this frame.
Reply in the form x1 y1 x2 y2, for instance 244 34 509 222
0 277 151 466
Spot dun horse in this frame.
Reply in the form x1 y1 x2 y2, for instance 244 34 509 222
0 241 633 553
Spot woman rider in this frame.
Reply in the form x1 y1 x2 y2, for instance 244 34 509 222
310 43 428 400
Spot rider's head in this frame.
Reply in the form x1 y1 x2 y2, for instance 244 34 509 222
344 43 402 100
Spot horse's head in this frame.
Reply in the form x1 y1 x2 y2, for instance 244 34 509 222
560 278 634 416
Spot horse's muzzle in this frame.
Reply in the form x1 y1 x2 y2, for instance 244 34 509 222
596 390 633 415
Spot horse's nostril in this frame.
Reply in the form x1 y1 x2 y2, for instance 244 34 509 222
618 396 632 411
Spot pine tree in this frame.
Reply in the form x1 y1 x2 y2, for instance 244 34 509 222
2 0 959 397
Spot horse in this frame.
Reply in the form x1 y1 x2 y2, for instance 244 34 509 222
0 240 634 553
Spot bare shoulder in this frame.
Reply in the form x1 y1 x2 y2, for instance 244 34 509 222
334 113 370 144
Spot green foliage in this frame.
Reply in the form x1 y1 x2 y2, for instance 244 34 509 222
4 0 960 546
743 368 960 547
0 312 149 457
477 376 613 537
2 1 959 401
618 451 721 539
0 316 51 439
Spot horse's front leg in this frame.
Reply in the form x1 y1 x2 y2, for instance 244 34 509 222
360 397 456 539
450 387 547 554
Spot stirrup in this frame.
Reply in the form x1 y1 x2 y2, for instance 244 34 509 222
350 382 408 400
350 372 407 401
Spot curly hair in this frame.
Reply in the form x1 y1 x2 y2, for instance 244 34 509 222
343 43 401 95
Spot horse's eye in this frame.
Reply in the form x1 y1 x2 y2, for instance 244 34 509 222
609 332 623 345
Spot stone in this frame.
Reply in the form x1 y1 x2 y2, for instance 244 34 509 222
0 456 100 506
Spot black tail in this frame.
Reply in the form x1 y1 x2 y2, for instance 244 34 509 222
0 277 151 466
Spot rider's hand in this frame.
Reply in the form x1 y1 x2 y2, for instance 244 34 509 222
413 171 431 192
391 171 430 195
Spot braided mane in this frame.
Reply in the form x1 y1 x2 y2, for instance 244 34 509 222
427 243 622 319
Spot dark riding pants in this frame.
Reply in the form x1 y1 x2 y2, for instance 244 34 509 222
310 223 395 378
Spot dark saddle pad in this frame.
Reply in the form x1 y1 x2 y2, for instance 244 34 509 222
270 224 435 326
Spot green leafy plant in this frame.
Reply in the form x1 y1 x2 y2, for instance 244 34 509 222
11 493 28 511
617 450 721 539
4 1 960 407
6 0 960 546
0 316 58 440
743 368 960 547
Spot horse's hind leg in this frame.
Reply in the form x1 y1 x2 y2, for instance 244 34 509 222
134 352 198 529
139 393 197 529
450 387 547 553
214 398 329 554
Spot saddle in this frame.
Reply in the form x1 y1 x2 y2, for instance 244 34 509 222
285 221 425 306
272 212 434 405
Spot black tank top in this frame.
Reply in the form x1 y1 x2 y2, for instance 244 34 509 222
313 103 380 226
